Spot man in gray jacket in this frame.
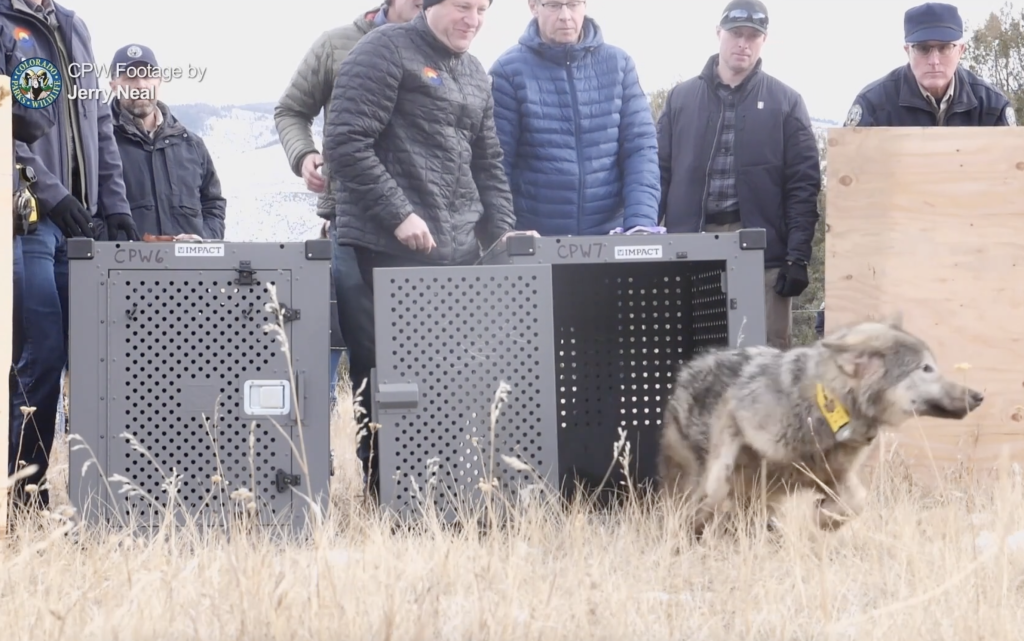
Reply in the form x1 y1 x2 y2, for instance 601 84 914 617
274 0 420 469
2 0 138 510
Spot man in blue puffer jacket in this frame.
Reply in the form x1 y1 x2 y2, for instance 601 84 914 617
489 0 660 237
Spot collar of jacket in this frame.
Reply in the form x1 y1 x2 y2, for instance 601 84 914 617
370 3 388 26
411 11 465 61
519 15 602 64
698 53 763 98
897 63 978 116
358 3 386 30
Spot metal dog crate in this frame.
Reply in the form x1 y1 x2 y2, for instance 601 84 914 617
66 238 333 532
370 230 767 518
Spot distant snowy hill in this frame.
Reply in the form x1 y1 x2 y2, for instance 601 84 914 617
166 102 839 243
166 102 325 243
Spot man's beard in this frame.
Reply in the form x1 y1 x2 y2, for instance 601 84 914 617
123 99 157 120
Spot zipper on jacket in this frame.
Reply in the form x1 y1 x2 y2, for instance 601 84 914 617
700 96 725 233
566 56 584 234
148 138 161 235
446 58 463 262
18 10 87 211
53 32 87 211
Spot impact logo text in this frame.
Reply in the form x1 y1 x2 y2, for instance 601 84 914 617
175 243 224 257
614 245 663 260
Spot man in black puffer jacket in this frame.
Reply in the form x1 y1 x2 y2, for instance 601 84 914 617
323 0 525 495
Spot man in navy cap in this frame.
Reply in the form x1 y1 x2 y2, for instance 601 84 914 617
107 43 226 239
844 2 1014 127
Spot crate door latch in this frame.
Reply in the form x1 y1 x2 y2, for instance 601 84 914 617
275 469 301 493
235 261 256 286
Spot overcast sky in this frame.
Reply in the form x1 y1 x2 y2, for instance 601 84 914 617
70 0 1007 122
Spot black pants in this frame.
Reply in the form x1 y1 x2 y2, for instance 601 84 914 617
328 228 376 491
352 245 477 499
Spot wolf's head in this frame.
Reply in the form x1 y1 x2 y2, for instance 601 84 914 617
818 312 984 426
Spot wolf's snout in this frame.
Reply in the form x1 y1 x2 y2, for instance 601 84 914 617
967 389 985 410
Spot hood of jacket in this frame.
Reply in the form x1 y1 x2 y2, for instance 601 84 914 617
518 15 603 64
360 2 386 30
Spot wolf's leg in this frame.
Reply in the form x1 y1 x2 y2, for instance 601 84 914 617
695 416 743 533
815 473 867 531
816 448 871 531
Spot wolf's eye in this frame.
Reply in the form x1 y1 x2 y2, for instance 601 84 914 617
922 364 934 373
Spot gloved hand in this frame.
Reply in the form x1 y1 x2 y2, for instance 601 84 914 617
105 213 140 241
45 194 94 238
774 261 809 298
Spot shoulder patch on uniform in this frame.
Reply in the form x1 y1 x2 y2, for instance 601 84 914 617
1004 105 1016 126
844 103 862 127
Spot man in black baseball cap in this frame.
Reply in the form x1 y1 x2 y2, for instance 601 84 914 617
657 0 822 350
106 42 226 239
843 2 1014 127
110 43 160 78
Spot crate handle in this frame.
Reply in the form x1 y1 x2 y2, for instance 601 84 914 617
376 382 419 410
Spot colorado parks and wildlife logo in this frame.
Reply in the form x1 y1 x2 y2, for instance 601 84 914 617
12 57 62 109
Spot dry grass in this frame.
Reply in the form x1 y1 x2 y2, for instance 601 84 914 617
4 308 1024 639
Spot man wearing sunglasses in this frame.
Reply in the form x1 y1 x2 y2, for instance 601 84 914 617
844 2 1013 127
656 0 821 350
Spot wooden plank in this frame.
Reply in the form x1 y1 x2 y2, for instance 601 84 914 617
0 77 11 535
824 126 1024 480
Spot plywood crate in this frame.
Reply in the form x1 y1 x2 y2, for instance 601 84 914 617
824 126 1024 481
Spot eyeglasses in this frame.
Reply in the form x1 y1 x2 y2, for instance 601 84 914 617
720 8 769 30
538 1 586 12
909 42 959 56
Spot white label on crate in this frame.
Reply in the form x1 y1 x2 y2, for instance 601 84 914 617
175 243 225 257
614 245 662 260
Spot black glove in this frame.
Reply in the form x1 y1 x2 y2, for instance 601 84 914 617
774 261 809 298
105 213 140 241
45 194 94 238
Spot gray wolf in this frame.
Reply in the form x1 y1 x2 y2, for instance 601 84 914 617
656 312 984 536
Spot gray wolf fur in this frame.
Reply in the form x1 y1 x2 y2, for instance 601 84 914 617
656 313 985 535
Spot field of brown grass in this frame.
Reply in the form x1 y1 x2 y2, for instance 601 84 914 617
5 362 1024 640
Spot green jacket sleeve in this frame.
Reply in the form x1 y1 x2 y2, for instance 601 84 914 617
274 31 335 177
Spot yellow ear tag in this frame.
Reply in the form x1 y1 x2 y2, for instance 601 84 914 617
816 384 850 434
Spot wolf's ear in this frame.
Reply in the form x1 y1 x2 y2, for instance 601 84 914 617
830 349 885 380
822 338 885 380
879 310 903 330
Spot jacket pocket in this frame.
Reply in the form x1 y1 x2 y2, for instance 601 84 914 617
170 205 205 236
737 163 786 261
166 142 204 209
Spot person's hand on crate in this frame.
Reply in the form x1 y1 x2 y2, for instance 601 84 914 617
395 213 436 253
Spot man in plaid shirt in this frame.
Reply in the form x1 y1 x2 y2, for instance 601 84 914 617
656 0 821 349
